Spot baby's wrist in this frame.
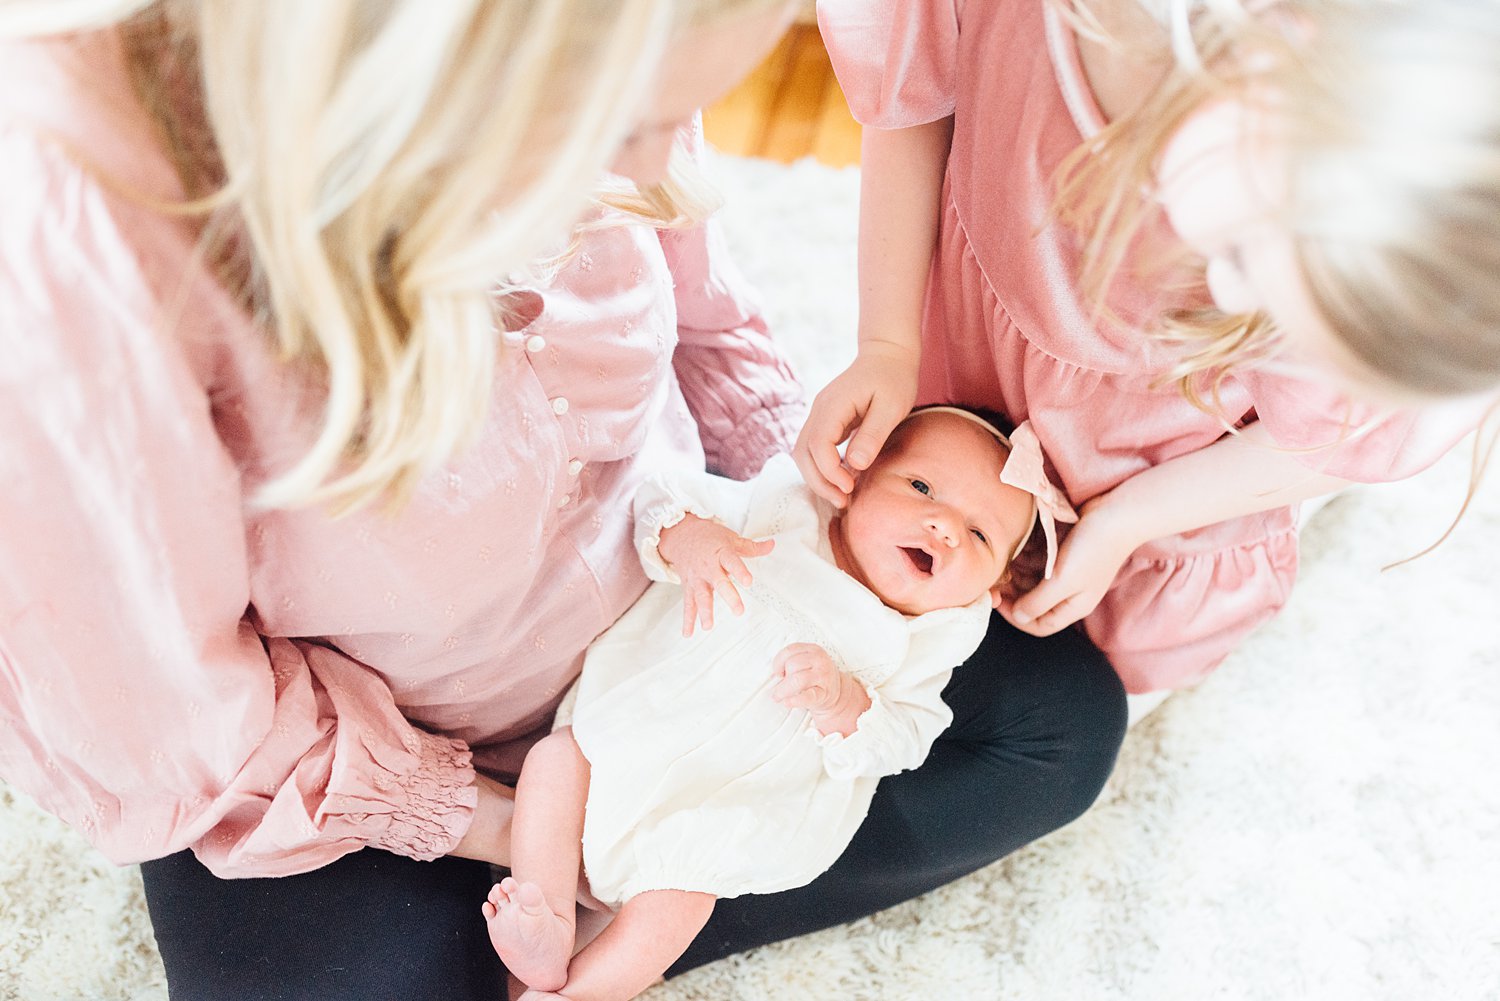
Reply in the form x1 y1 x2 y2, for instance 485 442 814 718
811 675 871 736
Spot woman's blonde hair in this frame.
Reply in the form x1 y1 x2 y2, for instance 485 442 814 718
1 0 787 511
1052 0 1500 407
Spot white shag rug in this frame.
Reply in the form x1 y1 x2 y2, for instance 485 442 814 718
3 152 1498 1001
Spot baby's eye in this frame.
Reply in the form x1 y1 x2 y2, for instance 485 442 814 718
910 479 931 495
970 528 988 544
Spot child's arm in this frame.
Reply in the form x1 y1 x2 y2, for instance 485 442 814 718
1000 422 1354 636
794 117 955 507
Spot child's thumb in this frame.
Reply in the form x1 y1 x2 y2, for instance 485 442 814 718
845 412 899 470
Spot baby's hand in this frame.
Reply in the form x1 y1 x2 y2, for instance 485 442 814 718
793 342 919 508
657 513 775 636
771 643 872 737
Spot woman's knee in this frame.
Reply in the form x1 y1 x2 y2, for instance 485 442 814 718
944 623 1127 825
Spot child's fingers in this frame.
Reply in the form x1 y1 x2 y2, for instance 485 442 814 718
793 424 855 506
798 450 853 507
1008 577 1065 627
998 591 1077 637
844 397 905 471
681 591 697 637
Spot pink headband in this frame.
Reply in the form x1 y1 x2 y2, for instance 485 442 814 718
898 406 1079 578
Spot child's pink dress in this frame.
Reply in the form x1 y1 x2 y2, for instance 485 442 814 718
819 0 1481 692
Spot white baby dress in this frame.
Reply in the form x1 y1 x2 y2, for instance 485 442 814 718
557 455 990 908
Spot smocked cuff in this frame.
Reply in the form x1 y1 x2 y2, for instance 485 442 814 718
370 729 478 861
704 401 807 481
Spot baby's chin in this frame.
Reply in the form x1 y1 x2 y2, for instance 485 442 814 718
876 586 988 617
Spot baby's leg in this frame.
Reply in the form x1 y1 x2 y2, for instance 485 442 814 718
483 727 590 992
531 889 714 1001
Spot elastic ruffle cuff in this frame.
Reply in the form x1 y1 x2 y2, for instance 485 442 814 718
636 500 726 584
802 683 887 781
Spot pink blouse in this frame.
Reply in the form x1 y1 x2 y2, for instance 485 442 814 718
0 32 803 875
819 0 1482 692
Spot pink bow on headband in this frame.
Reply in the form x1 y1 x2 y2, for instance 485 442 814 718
901 408 1079 579
999 421 1078 579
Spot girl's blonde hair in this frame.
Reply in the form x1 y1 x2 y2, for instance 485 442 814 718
1053 0 1500 406
1 0 787 512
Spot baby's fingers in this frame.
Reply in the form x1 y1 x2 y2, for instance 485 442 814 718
722 538 774 587
772 643 824 677
770 669 820 706
681 580 718 636
715 576 745 618
681 588 699 637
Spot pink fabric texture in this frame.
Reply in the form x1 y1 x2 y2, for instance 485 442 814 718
819 0 1480 692
0 32 803 875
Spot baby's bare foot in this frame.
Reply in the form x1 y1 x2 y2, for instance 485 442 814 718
484 877 574 992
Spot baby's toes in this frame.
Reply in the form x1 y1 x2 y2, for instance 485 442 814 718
516 881 548 913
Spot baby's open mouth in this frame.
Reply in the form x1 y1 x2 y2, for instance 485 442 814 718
901 547 934 575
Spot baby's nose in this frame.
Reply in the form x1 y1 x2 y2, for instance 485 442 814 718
925 514 960 547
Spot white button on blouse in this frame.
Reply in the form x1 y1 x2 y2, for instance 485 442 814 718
550 397 570 416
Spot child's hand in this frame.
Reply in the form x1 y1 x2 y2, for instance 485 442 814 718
771 643 872 737
657 513 775 636
996 500 1140 637
793 341 919 507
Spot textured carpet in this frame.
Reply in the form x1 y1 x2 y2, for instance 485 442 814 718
3 152 1498 1001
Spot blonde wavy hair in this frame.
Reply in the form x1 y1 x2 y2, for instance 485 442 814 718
0 0 788 512
1052 0 1500 409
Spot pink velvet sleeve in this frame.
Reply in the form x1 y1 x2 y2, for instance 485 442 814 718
817 0 961 128
662 127 806 481
1237 367 1488 483
0 133 476 876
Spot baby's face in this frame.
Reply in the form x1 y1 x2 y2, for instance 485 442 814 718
834 413 1035 616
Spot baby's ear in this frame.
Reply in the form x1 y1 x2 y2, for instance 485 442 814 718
988 584 1007 611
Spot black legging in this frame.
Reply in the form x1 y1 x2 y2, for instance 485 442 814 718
141 616 1125 1001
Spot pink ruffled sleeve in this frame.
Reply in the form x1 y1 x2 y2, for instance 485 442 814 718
1238 368 1487 482
817 0 960 128
0 130 476 876
662 126 806 481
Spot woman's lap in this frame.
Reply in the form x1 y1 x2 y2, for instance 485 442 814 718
671 615 1126 973
140 847 504 1001
140 617 1125 996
